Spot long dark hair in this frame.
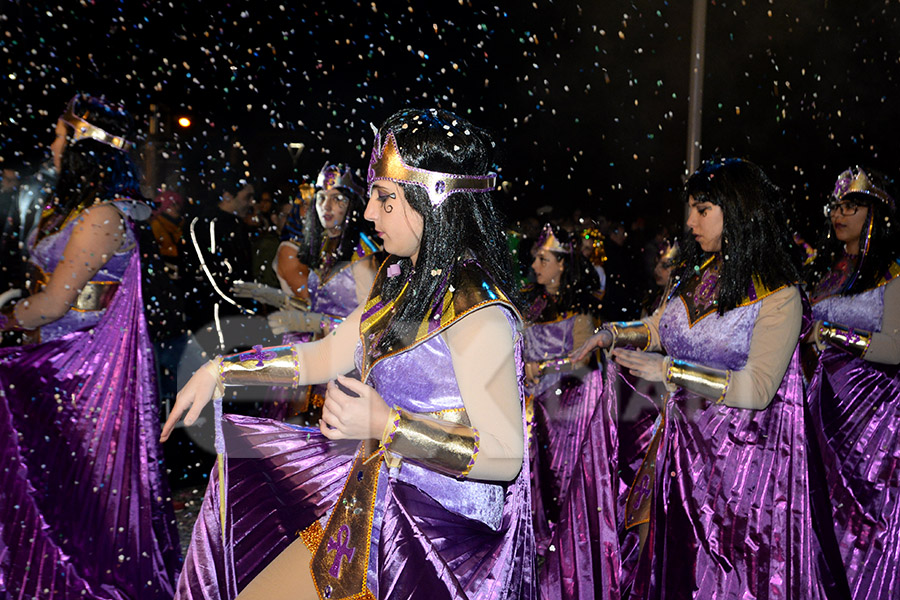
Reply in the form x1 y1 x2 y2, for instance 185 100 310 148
298 176 369 272
524 224 602 321
39 94 144 241
375 108 521 349
806 167 899 294
677 158 801 314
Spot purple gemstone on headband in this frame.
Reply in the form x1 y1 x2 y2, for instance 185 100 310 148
435 180 446 195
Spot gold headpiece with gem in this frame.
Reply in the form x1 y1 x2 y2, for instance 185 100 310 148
59 95 132 151
535 223 571 254
832 166 895 209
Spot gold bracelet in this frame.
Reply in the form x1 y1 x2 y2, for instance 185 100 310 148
219 344 301 387
818 321 871 358
608 321 651 351
383 408 480 478
665 358 730 403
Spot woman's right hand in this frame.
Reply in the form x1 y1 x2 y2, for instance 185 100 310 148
160 360 223 442
570 329 614 362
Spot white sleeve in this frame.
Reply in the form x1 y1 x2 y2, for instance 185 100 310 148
443 305 525 482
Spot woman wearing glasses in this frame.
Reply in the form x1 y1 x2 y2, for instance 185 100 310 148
234 164 379 422
805 166 900 599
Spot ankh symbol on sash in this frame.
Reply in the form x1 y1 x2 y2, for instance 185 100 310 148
326 525 356 578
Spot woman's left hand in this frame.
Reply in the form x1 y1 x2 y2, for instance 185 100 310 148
611 348 667 382
320 374 392 440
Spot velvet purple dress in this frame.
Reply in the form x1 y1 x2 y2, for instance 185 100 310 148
808 265 900 599
0 204 181 599
176 260 536 600
632 282 825 600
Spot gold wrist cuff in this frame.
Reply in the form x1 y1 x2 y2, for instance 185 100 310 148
665 358 730 403
286 295 311 311
218 344 300 387
382 408 479 478
608 321 651 351
819 321 871 358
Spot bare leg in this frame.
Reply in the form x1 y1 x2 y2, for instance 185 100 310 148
236 537 319 600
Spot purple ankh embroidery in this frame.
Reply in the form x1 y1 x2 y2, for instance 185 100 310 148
694 268 719 309
326 525 356 578
632 473 652 510
239 344 277 367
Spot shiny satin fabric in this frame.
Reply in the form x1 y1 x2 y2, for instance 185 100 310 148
0 252 181 599
632 291 827 599
176 305 536 599
808 288 900 599
523 316 607 557
539 358 623 600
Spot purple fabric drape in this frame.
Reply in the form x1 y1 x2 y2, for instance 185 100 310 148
0 252 181 599
807 349 900 599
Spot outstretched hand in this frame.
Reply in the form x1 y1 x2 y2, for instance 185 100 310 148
611 348 667 382
319 374 392 441
160 360 222 442
570 329 613 363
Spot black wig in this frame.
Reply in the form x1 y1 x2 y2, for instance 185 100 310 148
40 94 144 239
524 224 602 321
374 108 521 349
677 158 801 315
298 170 370 272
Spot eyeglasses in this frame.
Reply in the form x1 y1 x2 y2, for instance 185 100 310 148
824 200 864 217
315 191 349 204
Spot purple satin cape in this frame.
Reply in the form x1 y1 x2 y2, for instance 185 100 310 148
807 348 900 599
0 253 181 599
538 358 622 600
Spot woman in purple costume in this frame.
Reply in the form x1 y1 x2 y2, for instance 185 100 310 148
162 108 536 600
576 158 824 599
521 224 604 549
235 165 379 423
804 166 900 599
0 95 180 598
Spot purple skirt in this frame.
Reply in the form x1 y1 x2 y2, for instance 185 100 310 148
807 348 900 599
0 254 181 599
177 415 536 600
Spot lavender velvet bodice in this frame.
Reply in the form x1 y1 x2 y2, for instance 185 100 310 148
26 206 137 342
812 285 884 332
309 263 358 318
658 296 760 371
523 315 576 397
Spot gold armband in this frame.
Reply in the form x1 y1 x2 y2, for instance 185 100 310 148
537 356 572 373
665 358 731 403
608 321 651 351
818 321 871 358
381 407 479 479
218 344 300 387
286 295 311 311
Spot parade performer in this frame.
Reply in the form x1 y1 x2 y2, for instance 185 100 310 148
162 107 536 600
521 223 603 552
234 164 379 422
805 166 900 599
0 94 181 599
574 158 824 599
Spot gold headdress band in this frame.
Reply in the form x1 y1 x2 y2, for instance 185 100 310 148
832 166 895 209
59 96 132 151
535 223 571 254
367 130 497 208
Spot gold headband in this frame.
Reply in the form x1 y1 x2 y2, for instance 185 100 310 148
59 97 131 151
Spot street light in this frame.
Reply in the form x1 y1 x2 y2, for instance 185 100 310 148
177 116 192 128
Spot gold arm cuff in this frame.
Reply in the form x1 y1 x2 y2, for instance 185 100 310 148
383 408 479 478
286 295 311 311
665 358 731 403
608 321 651 351
72 281 120 312
218 344 300 387
819 321 872 358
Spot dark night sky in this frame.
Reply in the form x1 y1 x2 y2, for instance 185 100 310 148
2 0 899 235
